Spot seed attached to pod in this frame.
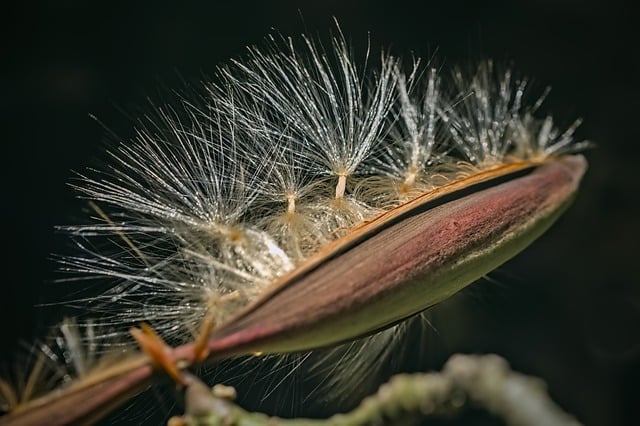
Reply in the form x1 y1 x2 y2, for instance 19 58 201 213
0 24 591 426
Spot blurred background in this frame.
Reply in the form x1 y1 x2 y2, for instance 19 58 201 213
1 1 638 425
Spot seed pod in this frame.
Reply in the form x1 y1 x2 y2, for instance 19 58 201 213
0 154 587 426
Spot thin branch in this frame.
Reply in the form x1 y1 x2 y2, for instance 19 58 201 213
170 354 582 426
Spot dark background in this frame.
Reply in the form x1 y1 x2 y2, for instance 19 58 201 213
1 1 638 425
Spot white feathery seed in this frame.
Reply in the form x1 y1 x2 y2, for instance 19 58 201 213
2 24 587 419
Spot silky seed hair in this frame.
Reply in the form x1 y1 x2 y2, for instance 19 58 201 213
2 24 586 418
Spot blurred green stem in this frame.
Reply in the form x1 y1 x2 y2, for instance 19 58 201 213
173 354 581 426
